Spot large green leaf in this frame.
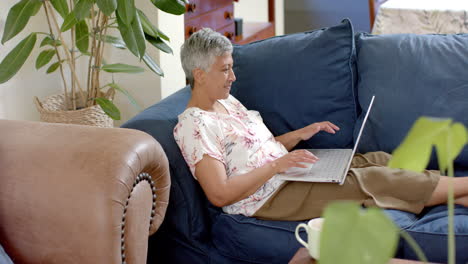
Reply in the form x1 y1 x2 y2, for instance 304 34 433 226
137 9 158 38
107 83 141 110
74 0 93 20
388 117 452 172
95 97 121 120
75 21 89 53
320 202 398 264
40 36 61 47
433 122 467 174
96 0 117 16
46 61 62 74
117 0 135 26
1 0 42 44
61 11 79 32
50 0 70 19
388 117 467 173
101 63 144 73
146 34 172 54
143 53 163 76
117 10 146 58
151 0 186 15
0 33 37 84
36 49 56 69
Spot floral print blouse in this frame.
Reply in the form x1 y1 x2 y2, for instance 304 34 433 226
173 95 288 216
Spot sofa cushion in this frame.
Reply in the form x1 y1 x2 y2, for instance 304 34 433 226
212 214 304 264
0 244 13 264
385 206 468 263
355 33 468 169
231 19 358 149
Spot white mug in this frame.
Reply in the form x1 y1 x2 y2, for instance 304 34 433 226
295 217 324 259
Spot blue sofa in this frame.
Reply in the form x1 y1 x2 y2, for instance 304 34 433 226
122 19 468 263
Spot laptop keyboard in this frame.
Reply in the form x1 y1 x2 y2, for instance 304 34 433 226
279 149 352 182
308 149 352 180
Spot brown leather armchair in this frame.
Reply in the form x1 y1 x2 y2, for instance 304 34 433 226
0 119 170 264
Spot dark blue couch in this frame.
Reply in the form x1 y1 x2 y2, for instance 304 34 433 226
122 19 468 263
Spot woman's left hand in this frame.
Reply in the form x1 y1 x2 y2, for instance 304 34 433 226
298 121 340 141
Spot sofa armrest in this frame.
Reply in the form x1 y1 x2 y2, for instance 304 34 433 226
0 120 170 264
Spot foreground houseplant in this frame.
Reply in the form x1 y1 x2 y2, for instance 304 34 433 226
319 116 467 264
0 0 187 124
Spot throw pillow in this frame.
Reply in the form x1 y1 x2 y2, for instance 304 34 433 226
231 18 358 149
355 33 468 169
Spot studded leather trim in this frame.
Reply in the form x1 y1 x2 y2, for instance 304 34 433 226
121 172 157 264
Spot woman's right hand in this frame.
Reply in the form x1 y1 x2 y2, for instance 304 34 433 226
272 149 319 174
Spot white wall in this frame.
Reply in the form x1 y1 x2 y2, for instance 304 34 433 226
235 0 285 35
0 0 283 124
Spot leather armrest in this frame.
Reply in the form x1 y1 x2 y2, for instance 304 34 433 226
0 120 170 264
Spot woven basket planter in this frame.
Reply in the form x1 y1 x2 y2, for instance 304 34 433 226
34 94 113 128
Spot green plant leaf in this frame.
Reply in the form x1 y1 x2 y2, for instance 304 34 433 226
61 11 79 32
36 49 56 69
75 20 89 53
74 0 93 20
97 34 163 76
96 0 117 16
388 117 452 172
117 10 146 58
50 0 70 19
101 63 144 73
117 0 135 26
0 33 37 84
433 122 468 174
143 53 163 76
146 34 172 54
31 0 43 16
116 15 137 56
46 61 61 74
151 0 186 15
320 202 398 264
108 83 142 110
95 97 121 120
132 11 147 58
137 9 158 38
40 36 61 47
156 28 170 41
97 34 126 49
1 0 42 44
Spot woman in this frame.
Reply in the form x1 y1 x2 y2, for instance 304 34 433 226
174 28 468 221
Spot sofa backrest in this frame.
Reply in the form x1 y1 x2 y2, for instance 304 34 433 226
355 32 468 169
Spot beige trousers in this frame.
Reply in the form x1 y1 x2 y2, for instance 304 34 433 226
253 151 440 221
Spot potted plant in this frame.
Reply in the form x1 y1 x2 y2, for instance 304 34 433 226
0 0 187 126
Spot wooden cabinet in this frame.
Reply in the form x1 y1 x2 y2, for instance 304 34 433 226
184 0 275 45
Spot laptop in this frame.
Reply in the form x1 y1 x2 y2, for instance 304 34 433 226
278 96 375 185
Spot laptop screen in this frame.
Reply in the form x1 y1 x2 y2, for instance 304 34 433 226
340 95 375 183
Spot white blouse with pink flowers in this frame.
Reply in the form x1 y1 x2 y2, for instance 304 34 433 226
173 95 288 216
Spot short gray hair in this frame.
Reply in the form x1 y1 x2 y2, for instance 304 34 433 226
180 28 233 88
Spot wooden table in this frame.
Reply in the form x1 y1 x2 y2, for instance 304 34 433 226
289 248 438 264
